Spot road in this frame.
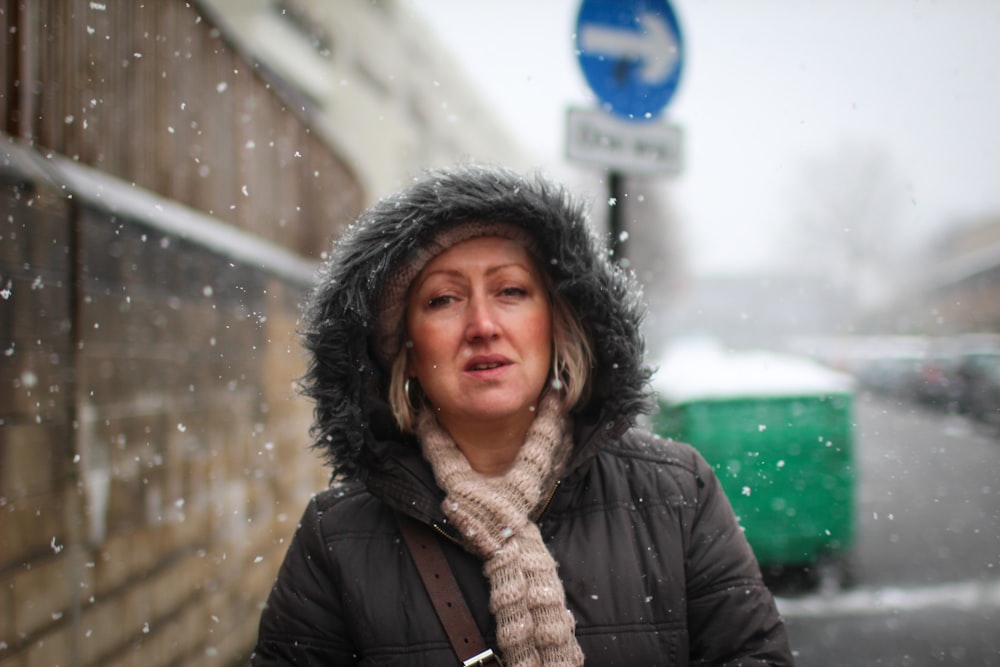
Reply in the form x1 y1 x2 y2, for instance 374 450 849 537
776 392 1000 666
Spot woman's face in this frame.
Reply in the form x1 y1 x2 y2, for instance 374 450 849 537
405 235 552 433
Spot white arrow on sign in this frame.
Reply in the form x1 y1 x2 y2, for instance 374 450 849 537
579 12 679 85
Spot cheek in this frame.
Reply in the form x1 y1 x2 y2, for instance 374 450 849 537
405 319 443 370
527 312 554 362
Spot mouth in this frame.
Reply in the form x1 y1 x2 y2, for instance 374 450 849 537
469 361 504 371
465 356 510 373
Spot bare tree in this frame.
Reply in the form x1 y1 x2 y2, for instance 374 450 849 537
782 139 907 312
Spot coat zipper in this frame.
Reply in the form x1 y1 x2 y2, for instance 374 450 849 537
532 480 561 522
432 520 463 546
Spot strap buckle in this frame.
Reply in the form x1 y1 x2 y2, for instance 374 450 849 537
463 648 503 667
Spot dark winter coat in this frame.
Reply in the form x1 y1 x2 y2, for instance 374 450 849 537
252 166 794 666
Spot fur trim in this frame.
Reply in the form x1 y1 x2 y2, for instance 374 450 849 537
299 165 653 479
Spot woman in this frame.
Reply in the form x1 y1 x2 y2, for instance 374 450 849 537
252 166 794 666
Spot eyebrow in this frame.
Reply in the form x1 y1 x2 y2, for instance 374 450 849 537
415 262 532 287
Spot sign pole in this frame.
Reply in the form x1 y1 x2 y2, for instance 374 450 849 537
571 0 685 267
608 170 627 263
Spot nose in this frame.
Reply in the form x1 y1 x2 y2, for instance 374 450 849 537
465 297 499 342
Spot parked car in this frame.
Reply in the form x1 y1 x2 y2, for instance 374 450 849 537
909 338 969 412
954 352 1000 431
838 336 929 400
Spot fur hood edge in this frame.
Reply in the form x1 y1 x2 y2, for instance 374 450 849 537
299 165 654 479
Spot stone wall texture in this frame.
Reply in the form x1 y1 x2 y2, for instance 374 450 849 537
1 2 363 664
1 141 333 667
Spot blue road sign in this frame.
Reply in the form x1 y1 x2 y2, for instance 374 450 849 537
575 0 684 121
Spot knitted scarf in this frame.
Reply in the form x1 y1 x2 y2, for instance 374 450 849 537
416 393 585 667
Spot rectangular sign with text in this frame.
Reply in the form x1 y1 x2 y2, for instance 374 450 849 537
565 106 683 175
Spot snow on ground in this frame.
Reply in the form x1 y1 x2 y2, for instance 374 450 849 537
775 577 1000 618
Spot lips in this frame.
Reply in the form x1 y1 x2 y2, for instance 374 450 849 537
465 355 511 372
471 362 503 370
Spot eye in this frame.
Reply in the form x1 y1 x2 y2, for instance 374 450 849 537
427 294 457 309
499 286 527 297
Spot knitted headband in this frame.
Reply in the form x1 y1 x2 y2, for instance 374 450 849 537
374 221 541 367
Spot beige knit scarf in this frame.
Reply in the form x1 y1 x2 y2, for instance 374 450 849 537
416 392 585 667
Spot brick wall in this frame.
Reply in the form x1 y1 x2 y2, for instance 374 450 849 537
1 141 330 666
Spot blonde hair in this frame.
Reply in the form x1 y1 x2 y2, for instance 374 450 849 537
388 286 593 434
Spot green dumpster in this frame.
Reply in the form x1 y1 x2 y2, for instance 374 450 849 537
651 342 856 575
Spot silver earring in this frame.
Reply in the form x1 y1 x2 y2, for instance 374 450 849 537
551 352 564 391
404 378 417 410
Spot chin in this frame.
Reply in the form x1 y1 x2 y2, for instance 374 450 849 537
464 399 536 422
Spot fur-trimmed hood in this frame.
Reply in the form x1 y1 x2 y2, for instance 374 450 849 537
300 165 653 481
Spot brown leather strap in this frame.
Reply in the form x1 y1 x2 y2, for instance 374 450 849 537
396 512 500 665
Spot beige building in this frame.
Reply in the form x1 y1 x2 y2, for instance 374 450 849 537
200 0 533 203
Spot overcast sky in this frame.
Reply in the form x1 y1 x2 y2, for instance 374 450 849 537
406 0 1000 277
